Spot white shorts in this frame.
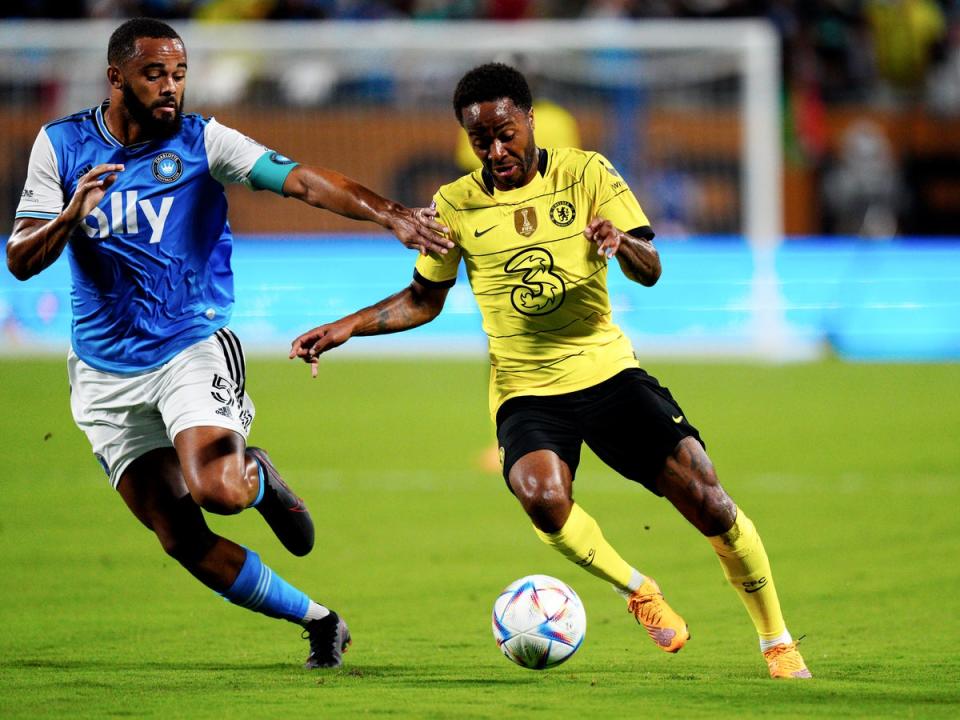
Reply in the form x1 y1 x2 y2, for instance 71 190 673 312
68 328 256 488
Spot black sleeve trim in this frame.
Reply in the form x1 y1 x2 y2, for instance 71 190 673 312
413 269 456 289
628 225 655 241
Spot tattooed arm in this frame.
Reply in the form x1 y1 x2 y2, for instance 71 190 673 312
289 279 449 376
583 218 661 287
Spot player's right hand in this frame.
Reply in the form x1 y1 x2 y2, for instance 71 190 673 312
64 164 124 223
289 322 353 378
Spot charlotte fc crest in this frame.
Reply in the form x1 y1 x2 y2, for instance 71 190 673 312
152 152 183 183
514 207 537 237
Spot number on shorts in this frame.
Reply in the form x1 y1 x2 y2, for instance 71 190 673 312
210 373 236 405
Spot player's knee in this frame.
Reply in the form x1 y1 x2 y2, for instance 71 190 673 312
698 483 737 535
660 441 737 535
676 475 736 535
510 472 571 531
189 473 249 514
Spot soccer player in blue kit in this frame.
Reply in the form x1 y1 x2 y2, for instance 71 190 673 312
6 18 452 669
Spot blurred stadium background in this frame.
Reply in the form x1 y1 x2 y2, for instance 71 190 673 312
1 1 958 359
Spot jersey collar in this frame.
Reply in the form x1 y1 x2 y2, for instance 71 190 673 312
94 100 153 150
481 148 549 196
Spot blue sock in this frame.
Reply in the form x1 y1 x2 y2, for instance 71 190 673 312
221 548 310 623
249 458 265 508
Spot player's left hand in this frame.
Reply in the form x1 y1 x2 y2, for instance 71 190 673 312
584 218 621 259
289 320 354 378
387 206 453 256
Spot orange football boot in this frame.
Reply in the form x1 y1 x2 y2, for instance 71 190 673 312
627 577 690 653
763 641 813 679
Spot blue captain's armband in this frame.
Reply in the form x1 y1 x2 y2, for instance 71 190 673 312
249 151 299 194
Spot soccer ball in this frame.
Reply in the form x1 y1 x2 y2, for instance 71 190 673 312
492 574 586 670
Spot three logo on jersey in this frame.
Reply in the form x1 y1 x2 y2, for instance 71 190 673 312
504 247 566 316
492 203 579 315
80 152 183 243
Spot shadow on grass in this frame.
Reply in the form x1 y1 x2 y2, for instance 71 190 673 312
7 659 292 672
5 659 540 686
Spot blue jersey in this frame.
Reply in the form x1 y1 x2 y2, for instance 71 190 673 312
15 102 295 373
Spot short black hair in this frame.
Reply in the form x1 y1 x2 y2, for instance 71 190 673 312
108 18 181 66
453 63 532 124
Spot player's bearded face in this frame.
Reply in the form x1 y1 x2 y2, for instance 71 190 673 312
121 80 183 138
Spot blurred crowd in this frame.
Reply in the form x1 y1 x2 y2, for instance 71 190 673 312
4 1 958 110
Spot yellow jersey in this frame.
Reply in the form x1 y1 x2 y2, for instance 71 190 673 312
415 147 653 417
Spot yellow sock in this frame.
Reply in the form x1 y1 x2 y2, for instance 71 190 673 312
534 503 639 592
708 509 787 641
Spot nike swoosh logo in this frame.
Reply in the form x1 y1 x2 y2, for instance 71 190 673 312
672 415 684 424
474 225 497 237
744 582 768 594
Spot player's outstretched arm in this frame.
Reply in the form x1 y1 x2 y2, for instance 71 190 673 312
289 279 449 377
7 163 123 281
583 217 661 287
281 165 452 256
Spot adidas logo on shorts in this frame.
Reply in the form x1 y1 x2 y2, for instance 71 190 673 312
215 405 233 419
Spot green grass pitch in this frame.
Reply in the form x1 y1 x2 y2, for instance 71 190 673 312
1 357 958 718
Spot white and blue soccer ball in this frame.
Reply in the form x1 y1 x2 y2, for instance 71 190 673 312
492 574 586 670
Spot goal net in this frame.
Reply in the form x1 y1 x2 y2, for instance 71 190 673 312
0 19 781 245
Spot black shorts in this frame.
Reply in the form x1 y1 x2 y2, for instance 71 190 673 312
495 368 705 495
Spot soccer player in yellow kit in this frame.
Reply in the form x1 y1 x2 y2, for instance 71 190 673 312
290 63 811 679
